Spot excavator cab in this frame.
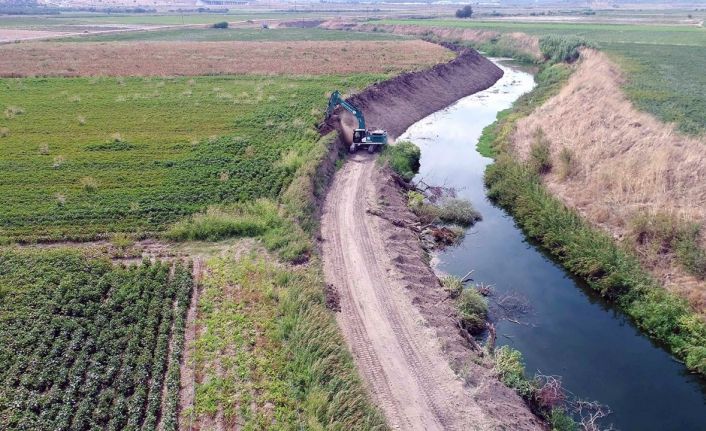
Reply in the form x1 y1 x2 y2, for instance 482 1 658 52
353 129 366 144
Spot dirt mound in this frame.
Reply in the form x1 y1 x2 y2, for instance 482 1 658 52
321 48 503 138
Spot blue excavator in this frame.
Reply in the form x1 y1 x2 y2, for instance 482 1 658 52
326 90 388 153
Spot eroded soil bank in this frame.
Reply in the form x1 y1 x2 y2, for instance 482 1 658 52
320 50 543 429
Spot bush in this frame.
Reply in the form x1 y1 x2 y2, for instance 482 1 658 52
212 21 228 28
539 35 591 64
455 5 473 18
80 176 98 192
528 128 552 175
380 140 421 181
441 275 463 298
557 147 575 180
437 198 482 226
457 287 488 334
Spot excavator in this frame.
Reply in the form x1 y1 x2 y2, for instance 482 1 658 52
325 90 388 153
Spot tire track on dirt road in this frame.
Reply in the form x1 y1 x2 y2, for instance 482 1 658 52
321 153 494 430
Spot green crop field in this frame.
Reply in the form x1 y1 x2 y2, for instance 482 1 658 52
381 19 706 135
0 249 193 430
0 74 383 242
59 27 404 42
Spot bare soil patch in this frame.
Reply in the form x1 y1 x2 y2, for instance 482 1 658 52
0 28 70 42
512 48 706 313
0 40 452 77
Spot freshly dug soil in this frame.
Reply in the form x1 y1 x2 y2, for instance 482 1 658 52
321 48 504 138
320 49 543 429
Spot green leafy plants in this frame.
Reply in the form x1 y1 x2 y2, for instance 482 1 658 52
0 249 193 430
457 287 488 335
380 140 421 181
0 74 384 242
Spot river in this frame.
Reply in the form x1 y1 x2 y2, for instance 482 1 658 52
398 59 706 431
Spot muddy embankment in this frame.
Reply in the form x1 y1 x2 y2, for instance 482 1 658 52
319 49 544 429
511 48 706 315
321 48 503 137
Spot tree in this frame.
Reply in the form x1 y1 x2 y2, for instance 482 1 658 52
455 5 473 19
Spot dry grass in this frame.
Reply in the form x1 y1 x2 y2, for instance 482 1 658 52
0 40 453 77
512 49 706 312
321 21 542 60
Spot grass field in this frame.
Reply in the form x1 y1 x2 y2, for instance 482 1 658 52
184 253 387 429
380 19 706 134
0 12 323 28
0 74 384 242
58 27 405 42
0 249 193 430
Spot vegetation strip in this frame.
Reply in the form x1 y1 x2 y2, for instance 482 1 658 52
480 60 706 375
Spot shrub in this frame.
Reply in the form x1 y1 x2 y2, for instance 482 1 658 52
441 275 463 298
529 128 552 174
455 5 473 18
380 140 421 181
80 176 98 192
457 287 488 334
437 198 482 226
539 35 591 64
630 212 706 279
212 21 228 29
494 346 535 398
557 147 575 180
4 105 24 119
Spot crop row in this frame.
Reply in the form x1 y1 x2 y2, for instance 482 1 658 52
0 249 193 430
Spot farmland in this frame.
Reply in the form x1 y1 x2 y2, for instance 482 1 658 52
0 248 193 430
0 36 453 243
0 14 468 428
58 27 405 42
380 18 706 134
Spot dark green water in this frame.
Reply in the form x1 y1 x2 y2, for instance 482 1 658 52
400 60 706 431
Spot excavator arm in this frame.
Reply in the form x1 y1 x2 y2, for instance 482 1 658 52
326 90 366 130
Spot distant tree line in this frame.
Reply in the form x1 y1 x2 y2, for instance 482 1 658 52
455 5 473 19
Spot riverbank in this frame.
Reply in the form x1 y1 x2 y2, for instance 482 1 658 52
319 48 544 429
402 58 706 431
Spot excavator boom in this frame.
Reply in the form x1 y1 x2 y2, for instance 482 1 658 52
325 90 387 153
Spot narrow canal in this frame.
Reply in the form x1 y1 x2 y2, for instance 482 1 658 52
398 60 706 431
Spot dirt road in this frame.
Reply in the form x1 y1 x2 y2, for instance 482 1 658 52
322 153 486 429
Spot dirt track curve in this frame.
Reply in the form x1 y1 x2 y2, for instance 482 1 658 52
322 153 494 429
